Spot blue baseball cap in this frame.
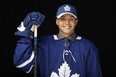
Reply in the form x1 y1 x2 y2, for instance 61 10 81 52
56 4 77 18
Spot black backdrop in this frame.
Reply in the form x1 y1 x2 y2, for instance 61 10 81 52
0 0 115 77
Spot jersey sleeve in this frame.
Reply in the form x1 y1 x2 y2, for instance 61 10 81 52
13 37 35 74
86 42 103 77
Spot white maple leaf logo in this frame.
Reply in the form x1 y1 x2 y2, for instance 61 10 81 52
50 61 80 77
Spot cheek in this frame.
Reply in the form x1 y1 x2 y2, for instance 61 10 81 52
56 21 63 28
73 25 77 30
56 20 61 27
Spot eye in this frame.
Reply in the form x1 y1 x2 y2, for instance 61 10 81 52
59 17 66 21
70 17 76 21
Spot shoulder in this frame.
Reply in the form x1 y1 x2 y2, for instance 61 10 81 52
39 35 55 43
75 35 98 49
75 36 99 57
75 36 92 43
40 35 54 39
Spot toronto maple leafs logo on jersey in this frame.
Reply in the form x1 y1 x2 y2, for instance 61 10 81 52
50 50 80 77
50 61 80 77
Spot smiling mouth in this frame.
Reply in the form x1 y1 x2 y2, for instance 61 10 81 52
63 25 71 29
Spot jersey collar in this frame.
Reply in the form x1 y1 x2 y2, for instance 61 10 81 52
53 32 82 41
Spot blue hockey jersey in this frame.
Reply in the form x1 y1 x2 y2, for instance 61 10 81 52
13 35 102 77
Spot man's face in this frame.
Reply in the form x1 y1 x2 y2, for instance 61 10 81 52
56 14 78 37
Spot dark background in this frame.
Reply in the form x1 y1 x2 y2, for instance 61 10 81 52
0 0 115 77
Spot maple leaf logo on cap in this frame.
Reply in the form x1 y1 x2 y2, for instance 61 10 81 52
64 5 71 11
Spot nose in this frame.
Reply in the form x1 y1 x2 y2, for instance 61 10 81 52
65 19 70 24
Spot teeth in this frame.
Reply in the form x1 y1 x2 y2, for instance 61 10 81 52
63 26 71 29
65 26 70 29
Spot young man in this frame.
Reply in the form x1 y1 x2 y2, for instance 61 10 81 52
14 4 103 77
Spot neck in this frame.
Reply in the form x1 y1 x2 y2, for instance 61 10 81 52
60 32 74 37
61 33 73 38
58 32 76 41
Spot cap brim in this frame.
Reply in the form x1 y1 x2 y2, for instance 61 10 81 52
57 12 77 18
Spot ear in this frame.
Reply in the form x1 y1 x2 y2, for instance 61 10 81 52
56 19 59 26
75 19 78 25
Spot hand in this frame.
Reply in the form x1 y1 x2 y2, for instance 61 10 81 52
24 11 45 28
14 11 45 39
17 12 45 31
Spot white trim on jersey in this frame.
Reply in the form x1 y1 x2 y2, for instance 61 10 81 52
16 51 34 68
76 36 81 40
26 65 34 73
53 35 59 40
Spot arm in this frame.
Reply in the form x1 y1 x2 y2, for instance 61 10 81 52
86 42 103 77
14 37 35 74
13 11 45 74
